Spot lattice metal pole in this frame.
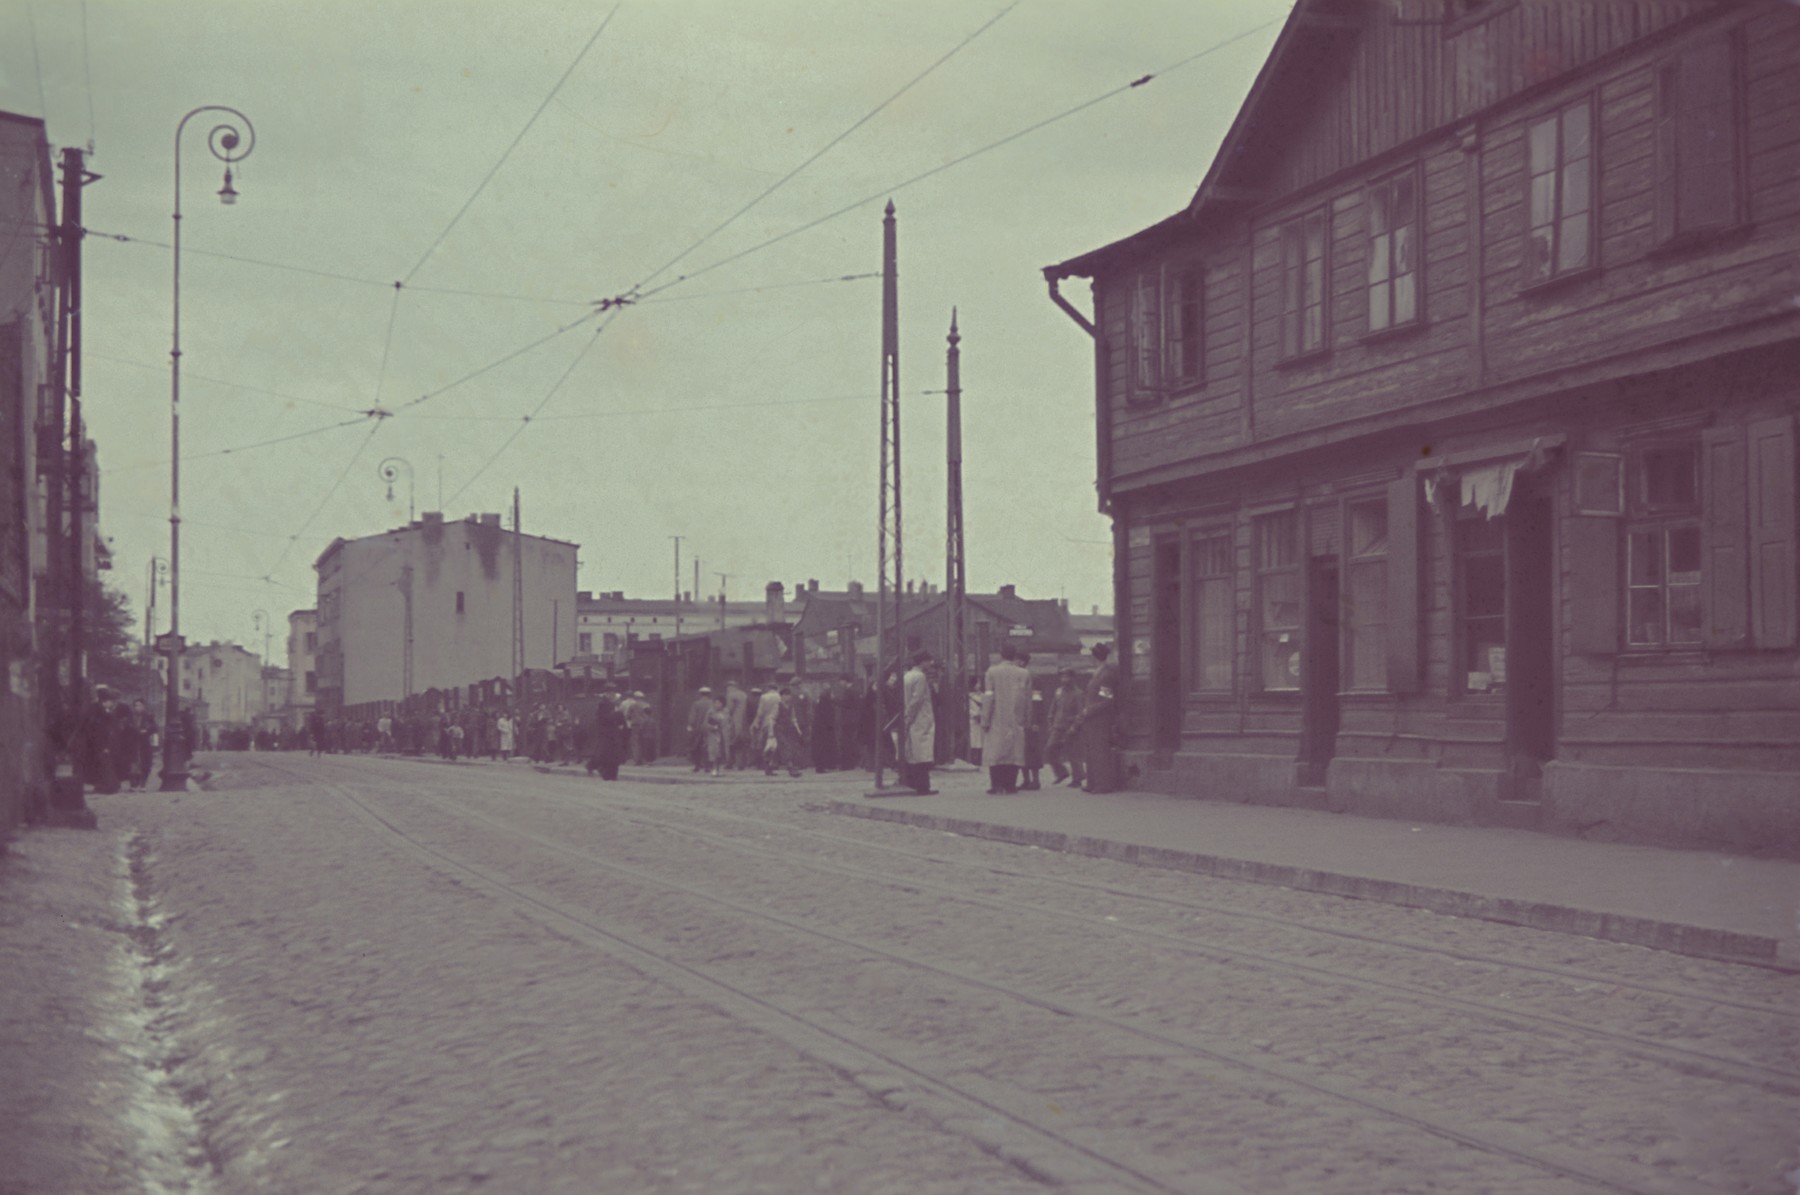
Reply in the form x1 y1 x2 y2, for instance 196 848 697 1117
945 309 967 763
874 201 902 789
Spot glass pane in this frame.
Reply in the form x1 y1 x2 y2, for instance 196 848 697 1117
1350 502 1388 556
1305 212 1325 259
1346 560 1387 691
1641 445 1698 507
1563 101 1591 161
1526 229 1553 282
1528 116 1558 173
1561 157 1591 216
1628 587 1665 646
1629 530 1663 585
1368 232 1391 283
1369 282 1390 332
1392 172 1416 223
1464 554 1505 618
1198 579 1233 690
1304 304 1323 351
1258 512 1296 569
1530 173 1556 227
1262 569 1300 628
1557 213 1589 271
1459 514 1504 553
1394 271 1417 325
1575 455 1622 514
1393 224 1416 275
1668 583 1702 644
1262 633 1301 691
1369 186 1390 236
1668 525 1701 577
1305 260 1324 306
1464 623 1505 691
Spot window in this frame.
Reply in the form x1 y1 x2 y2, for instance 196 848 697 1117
305 670 316 694
1455 512 1506 693
304 631 317 653
1281 209 1328 359
603 633 621 652
1367 170 1420 332
1656 36 1741 243
1190 532 1233 692
1626 443 1702 648
1165 266 1203 387
1127 269 1162 402
577 632 593 655
1524 98 1594 285
455 591 465 614
1255 511 1301 691
1344 501 1389 691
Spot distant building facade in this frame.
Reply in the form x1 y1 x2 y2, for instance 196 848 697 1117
314 511 578 710
156 642 265 733
285 608 317 728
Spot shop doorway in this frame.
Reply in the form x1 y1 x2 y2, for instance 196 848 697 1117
1504 479 1556 800
1152 540 1183 757
1299 559 1341 787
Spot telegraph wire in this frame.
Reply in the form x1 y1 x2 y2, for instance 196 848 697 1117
446 310 619 504
634 272 878 306
627 10 1288 304
261 420 385 582
401 3 620 286
629 0 1021 296
395 308 602 413
85 351 369 415
371 283 404 416
106 415 374 475
397 391 866 422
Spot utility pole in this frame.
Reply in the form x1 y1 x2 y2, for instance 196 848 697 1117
511 488 525 688
944 309 968 763
398 563 414 700
61 148 93 720
873 200 902 789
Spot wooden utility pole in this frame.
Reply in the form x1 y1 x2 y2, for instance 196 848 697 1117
511 488 525 687
944 309 967 763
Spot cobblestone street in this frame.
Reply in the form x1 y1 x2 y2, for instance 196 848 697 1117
16 754 1797 1194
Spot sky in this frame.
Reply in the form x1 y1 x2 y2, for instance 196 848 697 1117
3 0 1285 663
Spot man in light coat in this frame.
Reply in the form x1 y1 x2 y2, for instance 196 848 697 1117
980 642 1033 794
724 680 749 769
901 650 937 794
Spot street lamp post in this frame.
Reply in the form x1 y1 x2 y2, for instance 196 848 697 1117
378 456 415 523
144 556 167 702
161 106 255 793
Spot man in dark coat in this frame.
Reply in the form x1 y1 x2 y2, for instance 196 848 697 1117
76 686 125 795
587 693 628 780
1079 643 1121 794
811 684 838 772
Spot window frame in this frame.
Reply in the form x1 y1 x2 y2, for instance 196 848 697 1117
1125 267 1164 406
1188 526 1235 694
1164 262 1205 391
1365 166 1424 336
1279 208 1331 361
1521 94 1597 289
1342 497 1390 693
1623 439 1703 650
1253 509 1302 693
1451 506 1508 697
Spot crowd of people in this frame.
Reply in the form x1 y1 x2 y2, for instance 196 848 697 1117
67 643 1121 798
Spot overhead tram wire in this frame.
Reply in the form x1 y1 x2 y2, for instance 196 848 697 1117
626 0 1021 298
624 10 1290 306
261 420 386 582
397 391 869 423
85 351 370 415
401 4 620 288
106 415 375 475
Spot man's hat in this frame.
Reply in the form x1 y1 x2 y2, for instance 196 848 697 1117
698 686 712 695
632 691 645 699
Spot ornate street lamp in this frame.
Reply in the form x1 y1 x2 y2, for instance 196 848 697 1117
378 456 415 523
161 106 255 792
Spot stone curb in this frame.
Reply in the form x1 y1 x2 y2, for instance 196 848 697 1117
826 801 1786 969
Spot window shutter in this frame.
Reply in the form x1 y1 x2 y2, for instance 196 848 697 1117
1702 424 1749 648
1748 415 1797 649
1384 475 1420 692
1566 516 1619 654
1677 37 1740 234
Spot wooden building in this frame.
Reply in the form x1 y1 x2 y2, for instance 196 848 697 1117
1044 0 1800 853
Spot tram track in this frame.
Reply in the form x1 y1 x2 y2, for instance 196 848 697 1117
278 758 1758 1195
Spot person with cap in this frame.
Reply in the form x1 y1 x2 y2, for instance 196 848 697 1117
688 687 715 772
1078 642 1121 793
980 642 1033 794
1047 668 1086 787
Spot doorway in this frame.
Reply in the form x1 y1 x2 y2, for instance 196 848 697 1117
1152 540 1183 758
1299 559 1341 787
1504 479 1556 800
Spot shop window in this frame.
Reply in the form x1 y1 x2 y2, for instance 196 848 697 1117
1523 97 1594 286
578 632 593 655
1367 169 1420 332
1165 265 1204 388
1626 442 1702 648
1190 532 1234 692
1455 512 1506 693
1656 35 1742 244
1344 500 1388 691
1255 511 1301 691
1280 209 1329 359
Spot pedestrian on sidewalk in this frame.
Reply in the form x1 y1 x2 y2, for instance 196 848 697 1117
900 650 938 795
1078 642 1120 794
725 679 748 769
688 688 715 772
704 694 728 776
587 693 627 781
752 686 782 775
1046 669 1086 788
497 710 515 761
1019 651 1045 791
980 643 1032 794
773 686 806 778
966 677 985 766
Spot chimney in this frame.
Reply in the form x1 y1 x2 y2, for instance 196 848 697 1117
848 581 863 598
479 512 500 527
765 581 785 624
808 579 819 593
906 580 914 595
1092 604 1100 616
999 584 1017 599
422 511 443 529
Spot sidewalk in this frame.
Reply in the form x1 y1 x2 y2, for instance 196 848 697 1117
828 772 1800 970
